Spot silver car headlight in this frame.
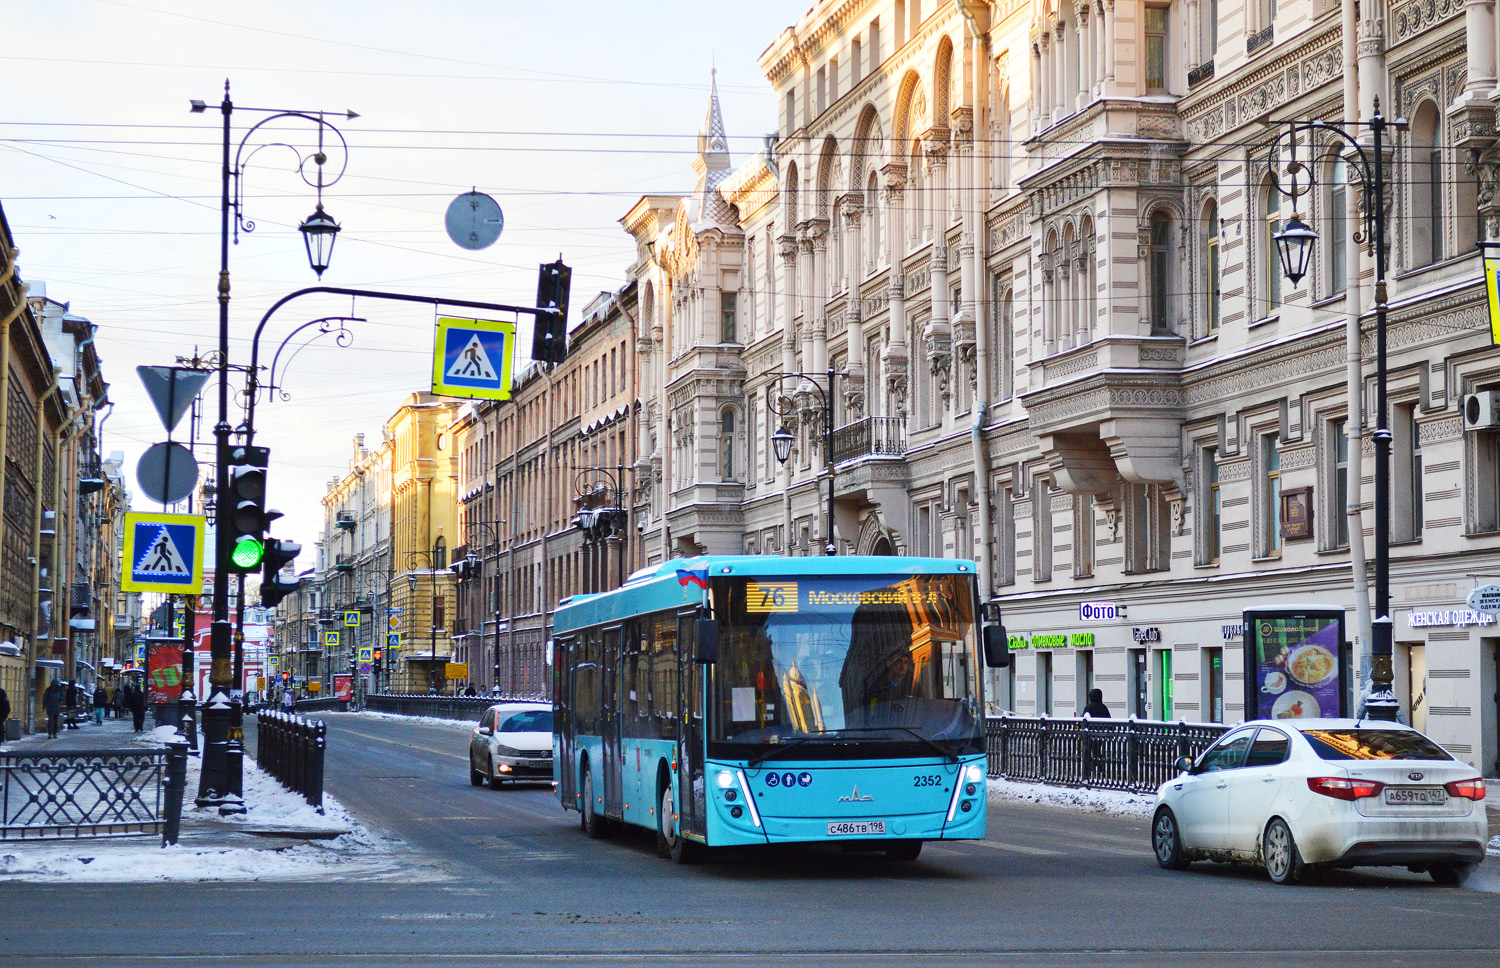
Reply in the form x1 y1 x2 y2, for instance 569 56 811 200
492 744 522 758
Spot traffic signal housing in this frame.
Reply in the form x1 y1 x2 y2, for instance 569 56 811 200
226 444 272 572
531 259 571 364
259 537 303 607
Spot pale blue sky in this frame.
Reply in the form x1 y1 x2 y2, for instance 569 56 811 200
0 0 806 550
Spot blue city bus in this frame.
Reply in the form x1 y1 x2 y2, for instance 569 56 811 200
552 555 1010 863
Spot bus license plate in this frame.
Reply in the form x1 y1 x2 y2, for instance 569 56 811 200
1384 787 1446 805
827 821 885 836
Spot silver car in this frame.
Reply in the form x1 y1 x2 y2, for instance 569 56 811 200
468 702 554 789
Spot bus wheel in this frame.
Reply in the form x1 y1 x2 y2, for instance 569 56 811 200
582 770 607 839
885 840 922 862
659 784 700 864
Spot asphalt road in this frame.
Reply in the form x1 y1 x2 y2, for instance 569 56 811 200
2 712 1498 967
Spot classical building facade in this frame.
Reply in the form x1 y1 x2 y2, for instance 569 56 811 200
313 433 392 695
449 285 643 695
621 0 1500 775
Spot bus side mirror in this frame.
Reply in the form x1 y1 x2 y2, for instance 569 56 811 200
694 618 719 664
983 625 1011 668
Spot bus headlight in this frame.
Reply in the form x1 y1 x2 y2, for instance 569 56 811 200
716 770 736 789
965 764 984 783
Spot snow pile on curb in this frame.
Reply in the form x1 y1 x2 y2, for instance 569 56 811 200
328 709 481 733
1490 835 1499 856
987 777 1155 817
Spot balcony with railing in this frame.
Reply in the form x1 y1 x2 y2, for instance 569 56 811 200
334 554 355 574
1246 26 1273 54
335 510 357 531
831 416 906 465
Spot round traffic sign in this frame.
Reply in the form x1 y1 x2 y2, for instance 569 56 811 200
445 191 504 250
136 441 199 505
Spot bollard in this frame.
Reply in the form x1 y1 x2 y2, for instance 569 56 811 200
308 720 326 813
162 740 188 847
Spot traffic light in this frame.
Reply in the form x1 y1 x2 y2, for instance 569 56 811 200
373 649 383 674
225 444 272 572
531 258 571 364
259 537 303 607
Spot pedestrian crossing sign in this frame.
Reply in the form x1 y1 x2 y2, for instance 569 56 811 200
344 610 360 627
121 512 205 593
325 631 339 648
431 316 515 401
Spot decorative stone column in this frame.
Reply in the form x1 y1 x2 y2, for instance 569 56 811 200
1034 31 1049 132
950 108 977 391
839 193 865 421
881 164 910 418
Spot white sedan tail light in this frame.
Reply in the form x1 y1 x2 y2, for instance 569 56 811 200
1444 778 1486 800
1307 776 1384 801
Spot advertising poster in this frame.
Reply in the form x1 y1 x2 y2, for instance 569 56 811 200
1244 608 1344 720
334 675 353 702
146 641 184 703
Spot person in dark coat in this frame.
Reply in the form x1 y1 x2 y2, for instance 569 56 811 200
0 686 10 747
63 680 80 729
1083 688 1112 718
128 682 147 731
111 684 125 719
42 679 64 738
92 684 108 725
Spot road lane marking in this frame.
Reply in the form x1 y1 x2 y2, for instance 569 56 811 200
965 839 1063 856
326 726 470 763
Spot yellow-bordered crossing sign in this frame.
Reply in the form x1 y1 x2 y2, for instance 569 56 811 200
121 512 205 593
431 316 515 400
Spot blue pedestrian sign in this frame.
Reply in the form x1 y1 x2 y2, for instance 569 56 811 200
431 316 515 401
121 512 205 594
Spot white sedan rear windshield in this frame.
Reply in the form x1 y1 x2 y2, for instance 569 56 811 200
499 709 552 733
1301 728 1452 761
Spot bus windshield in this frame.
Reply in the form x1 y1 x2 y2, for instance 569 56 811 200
711 573 983 758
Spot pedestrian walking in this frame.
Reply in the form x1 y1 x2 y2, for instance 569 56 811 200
128 682 147 732
92 684 108 725
281 688 295 713
0 686 10 748
42 679 63 738
464 683 478 696
63 680 80 730
1083 688 1111 719
111 683 125 719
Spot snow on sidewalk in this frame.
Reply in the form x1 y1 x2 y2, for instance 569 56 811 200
987 777 1156 817
0 726 406 883
327 709 483 732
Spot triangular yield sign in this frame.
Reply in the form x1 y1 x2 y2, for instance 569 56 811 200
135 525 190 576
447 334 498 382
137 366 210 433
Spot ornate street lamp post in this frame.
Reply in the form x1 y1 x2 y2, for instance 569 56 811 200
190 83 355 812
768 369 839 555
1267 104 1402 720
571 467 628 591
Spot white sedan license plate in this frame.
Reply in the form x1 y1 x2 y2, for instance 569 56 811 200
1384 787 1446 805
827 820 885 836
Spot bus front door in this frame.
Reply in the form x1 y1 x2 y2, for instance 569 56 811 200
555 636 576 809
602 626 624 818
677 614 707 839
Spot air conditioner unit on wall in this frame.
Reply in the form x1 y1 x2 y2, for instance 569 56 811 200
1463 392 1500 431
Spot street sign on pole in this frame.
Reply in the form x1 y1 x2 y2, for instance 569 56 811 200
431 317 515 401
444 191 504 251
324 630 339 648
1467 584 1500 615
137 441 200 506
137 365 210 433
387 633 401 649
121 512 205 593
343 610 360 627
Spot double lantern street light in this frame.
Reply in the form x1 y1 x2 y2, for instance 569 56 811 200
190 83 354 813
769 369 839 556
571 467 628 592
1267 105 1400 721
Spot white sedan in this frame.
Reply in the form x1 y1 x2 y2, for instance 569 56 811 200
468 702 554 789
1151 718 1488 884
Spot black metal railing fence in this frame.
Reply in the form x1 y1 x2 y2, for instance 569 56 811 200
0 744 188 844
985 716 1229 794
364 693 545 723
252 710 326 813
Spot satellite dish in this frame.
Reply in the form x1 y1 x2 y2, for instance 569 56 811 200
445 190 504 250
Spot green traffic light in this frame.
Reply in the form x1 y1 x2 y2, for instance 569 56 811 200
231 535 265 569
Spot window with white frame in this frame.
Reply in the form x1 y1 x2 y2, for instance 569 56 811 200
996 484 1016 587
1148 210 1175 334
1261 177 1282 317
1074 493 1095 578
1126 483 1169 573
1144 5 1170 93
1261 431 1282 557
1033 477 1053 583
1199 444 1221 564
1202 199 1221 335
1325 153 1348 296
1393 403 1423 542
1328 417 1350 549
1410 102 1443 269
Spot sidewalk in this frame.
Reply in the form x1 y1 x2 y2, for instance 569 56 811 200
0 717 402 883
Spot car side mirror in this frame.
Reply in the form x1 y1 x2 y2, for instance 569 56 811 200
478 726 493 736
694 617 718 664
982 624 1011 668
1174 756 1194 775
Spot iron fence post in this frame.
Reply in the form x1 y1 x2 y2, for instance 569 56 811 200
309 720 326 813
1126 717 1139 789
161 740 188 846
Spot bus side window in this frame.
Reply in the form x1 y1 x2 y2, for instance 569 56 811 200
637 620 653 722
653 614 678 738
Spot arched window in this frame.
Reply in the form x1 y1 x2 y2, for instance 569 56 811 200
433 536 447 570
1325 154 1348 296
1261 178 1281 316
1201 199 1220 334
1411 103 1442 268
1079 215 1096 341
720 410 736 481
1148 210 1174 334
830 205 844 294
908 141 925 247
866 171 882 268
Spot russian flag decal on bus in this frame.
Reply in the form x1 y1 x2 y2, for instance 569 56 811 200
676 565 708 589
